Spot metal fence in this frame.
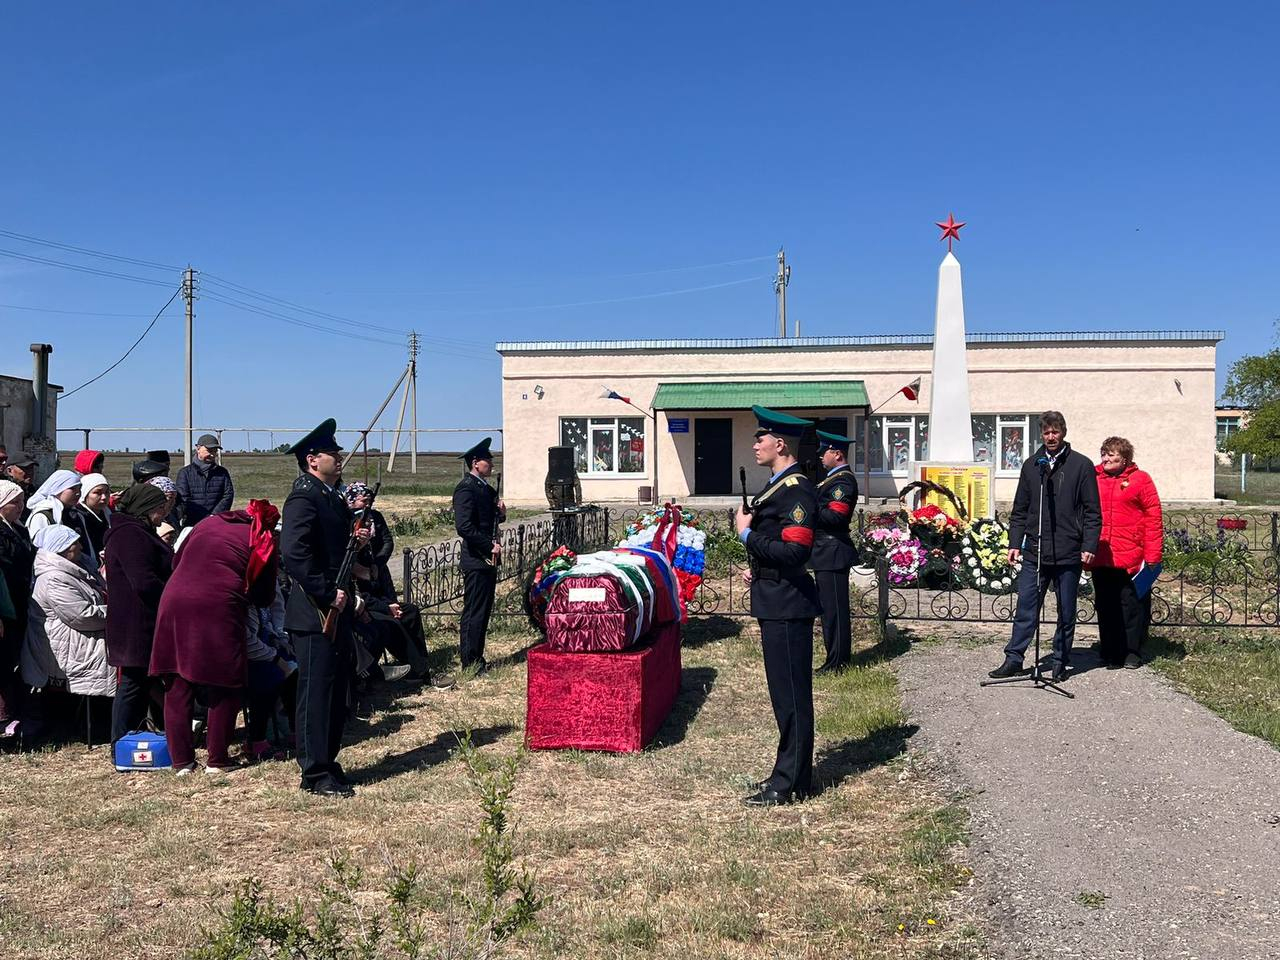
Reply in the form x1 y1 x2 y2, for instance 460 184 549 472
402 505 1280 631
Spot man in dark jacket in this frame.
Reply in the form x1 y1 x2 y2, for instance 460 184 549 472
282 419 365 797
811 429 858 673
735 406 821 807
990 411 1102 682
176 434 234 526
452 437 505 673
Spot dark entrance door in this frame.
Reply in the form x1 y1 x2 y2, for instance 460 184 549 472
694 418 733 494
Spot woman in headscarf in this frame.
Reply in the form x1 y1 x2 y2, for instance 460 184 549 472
25 470 83 539
21 525 114 699
105 482 173 743
150 499 280 774
0 480 36 740
147 475 183 531
70 472 111 572
73 449 105 475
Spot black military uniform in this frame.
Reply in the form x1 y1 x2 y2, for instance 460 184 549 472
452 437 504 671
281 419 356 797
742 407 822 806
811 430 859 673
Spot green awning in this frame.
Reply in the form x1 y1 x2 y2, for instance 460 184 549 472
652 380 868 411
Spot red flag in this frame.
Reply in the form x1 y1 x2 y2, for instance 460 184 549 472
900 377 922 402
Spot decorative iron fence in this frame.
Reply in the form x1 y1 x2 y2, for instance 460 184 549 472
402 504 1280 631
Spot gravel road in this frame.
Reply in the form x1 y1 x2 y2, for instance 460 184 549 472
897 639 1280 960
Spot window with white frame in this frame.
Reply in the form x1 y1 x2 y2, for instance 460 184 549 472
854 413 1035 475
559 417 646 475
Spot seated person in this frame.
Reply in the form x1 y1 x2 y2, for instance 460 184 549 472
244 591 297 761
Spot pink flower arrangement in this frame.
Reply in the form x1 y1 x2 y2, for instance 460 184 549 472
886 537 926 585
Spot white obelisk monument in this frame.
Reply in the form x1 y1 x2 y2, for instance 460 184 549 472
907 214 993 518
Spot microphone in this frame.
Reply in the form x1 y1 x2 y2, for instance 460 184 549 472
1036 455 1050 475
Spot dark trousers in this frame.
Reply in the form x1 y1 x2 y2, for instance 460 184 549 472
163 676 241 768
293 629 353 786
1093 566 1151 662
759 618 815 795
246 663 297 743
111 666 161 743
814 568 852 669
460 566 497 667
1004 559 1081 666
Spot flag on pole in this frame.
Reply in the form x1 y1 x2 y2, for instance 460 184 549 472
901 377 922 402
600 386 632 403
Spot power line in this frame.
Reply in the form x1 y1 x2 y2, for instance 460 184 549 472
201 272 410 336
201 291 407 348
0 247 177 287
445 274 771 314
60 285 184 400
0 228 183 272
0 302 159 318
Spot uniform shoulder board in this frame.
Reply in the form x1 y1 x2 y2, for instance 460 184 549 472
292 474 317 493
782 475 802 488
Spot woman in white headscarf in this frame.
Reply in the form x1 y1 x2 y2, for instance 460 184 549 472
22 524 114 698
0 480 35 740
70 472 112 571
25 470 83 539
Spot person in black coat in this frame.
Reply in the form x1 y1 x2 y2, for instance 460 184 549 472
990 410 1102 682
811 430 859 674
735 407 822 807
0 481 37 739
282 419 369 797
452 437 505 673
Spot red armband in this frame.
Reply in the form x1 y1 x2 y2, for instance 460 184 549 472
781 526 814 546
827 501 852 516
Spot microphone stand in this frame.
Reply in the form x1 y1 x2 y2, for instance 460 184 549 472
980 455 1075 699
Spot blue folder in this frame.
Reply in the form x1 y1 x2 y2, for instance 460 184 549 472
1132 561 1162 599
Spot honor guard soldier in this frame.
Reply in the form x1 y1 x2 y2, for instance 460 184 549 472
735 406 822 807
453 437 505 673
812 429 859 673
281 419 366 797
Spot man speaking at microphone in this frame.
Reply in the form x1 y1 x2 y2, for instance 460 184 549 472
989 411 1101 682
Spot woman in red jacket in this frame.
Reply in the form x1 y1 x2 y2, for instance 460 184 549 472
1089 437 1163 669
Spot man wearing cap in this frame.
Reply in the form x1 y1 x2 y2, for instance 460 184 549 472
176 435 234 527
452 437 505 673
5 458 37 519
812 430 859 673
735 407 822 807
281 419 366 797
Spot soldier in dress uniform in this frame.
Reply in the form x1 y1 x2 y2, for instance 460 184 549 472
735 406 822 807
281 419 367 798
452 437 505 674
812 429 859 674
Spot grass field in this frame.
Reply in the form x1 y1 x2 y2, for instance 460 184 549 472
0 619 984 960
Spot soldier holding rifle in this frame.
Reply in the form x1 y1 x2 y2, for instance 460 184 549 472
282 419 369 798
452 437 505 674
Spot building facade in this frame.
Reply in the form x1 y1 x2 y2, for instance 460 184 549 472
498 331 1223 507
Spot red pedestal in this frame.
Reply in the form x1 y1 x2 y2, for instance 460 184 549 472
525 621 682 753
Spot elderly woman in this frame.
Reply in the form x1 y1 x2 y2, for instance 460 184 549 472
70 472 111 571
0 480 36 740
25 469 83 539
150 499 280 774
148 475 182 531
1089 436 1163 669
21 525 114 699
105 482 174 742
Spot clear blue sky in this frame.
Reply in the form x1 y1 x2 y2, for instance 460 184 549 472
2 1 1276 452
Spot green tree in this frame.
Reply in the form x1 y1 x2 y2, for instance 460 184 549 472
1222 332 1280 459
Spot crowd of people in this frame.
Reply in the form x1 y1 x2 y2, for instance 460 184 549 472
0 434 445 773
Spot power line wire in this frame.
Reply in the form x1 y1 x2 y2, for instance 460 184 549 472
0 302 158 318
0 228 183 272
201 291 408 348
60 285 184 401
0 247 176 287
201 272 410 336
446 274 770 314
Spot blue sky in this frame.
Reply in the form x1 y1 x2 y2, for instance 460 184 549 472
1 1 1276 452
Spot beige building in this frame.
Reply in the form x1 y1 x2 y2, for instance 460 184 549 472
497 331 1223 507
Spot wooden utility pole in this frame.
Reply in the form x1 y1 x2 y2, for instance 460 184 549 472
775 248 790 338
183 267 196 464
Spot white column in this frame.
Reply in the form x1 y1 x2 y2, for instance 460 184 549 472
927 251 973 461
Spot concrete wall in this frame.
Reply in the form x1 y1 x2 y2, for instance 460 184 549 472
0 374 60 478
499 338 1219 505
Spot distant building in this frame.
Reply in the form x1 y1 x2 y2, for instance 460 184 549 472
498 330 1223 505
2 344 61 479
1216 406 1247 449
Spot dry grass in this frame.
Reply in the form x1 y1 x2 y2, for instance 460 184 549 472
0 618 983 960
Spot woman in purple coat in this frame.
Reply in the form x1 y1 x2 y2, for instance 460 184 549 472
105 482 174 743
150 500 279 774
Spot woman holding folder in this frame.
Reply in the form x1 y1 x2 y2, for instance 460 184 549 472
1089 437 1163 669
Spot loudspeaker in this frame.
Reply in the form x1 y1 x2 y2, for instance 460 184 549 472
547 446 576 482
545 446 581 510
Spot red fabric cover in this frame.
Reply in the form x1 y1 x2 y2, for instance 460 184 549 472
526 620 682 752
827 500 852 516
612 549 679 624
782 525 814 546
1090 462 1163 574
544 574 641 652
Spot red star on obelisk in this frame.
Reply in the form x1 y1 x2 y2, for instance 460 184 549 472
935 212 965 253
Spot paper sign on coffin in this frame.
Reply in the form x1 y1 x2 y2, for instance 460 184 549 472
543 548 681 653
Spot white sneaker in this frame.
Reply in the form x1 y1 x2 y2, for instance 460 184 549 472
174 763 199 777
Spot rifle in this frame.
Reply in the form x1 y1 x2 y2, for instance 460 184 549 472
487 471 503 567
739 467 752 515
323 481 381 641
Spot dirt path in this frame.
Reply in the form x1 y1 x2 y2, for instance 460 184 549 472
896 637 1280 959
